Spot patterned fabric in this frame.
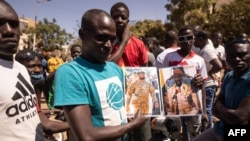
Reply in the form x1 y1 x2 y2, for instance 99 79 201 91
127 80 156 114
54 57 128 141
47 57 64 73
0 59 44 141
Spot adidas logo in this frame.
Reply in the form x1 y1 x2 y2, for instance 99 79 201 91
6 73 37 117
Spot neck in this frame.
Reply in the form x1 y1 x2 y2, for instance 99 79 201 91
233 68 250 79
177 49 191 58
0 55 13 61
80 54 104 64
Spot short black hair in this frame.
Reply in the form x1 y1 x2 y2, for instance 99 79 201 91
81 9 110 30
224 37 250 49
195 30 208 40
211 32 222 38
165 30 178 45
178 26 194 35
15 49 39 64
110 2 130 17
70 44 81 51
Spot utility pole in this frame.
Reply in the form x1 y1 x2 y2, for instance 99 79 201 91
33 0 52 51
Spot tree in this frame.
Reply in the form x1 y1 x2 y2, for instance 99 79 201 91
165 0 216 31
208 0 250 40
165 0 250 41
129 20 166 46
22 18 73 51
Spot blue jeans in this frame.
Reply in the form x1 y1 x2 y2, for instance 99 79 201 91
205 85 217 128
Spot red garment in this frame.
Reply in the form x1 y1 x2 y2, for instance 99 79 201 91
36 97 41 113
112 36 148 67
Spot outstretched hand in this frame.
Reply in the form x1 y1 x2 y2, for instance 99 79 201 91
128 109 147 129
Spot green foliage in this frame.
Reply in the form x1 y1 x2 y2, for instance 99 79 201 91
208 0 250 40
129 20 166 45
166 0 216 30
165 0 250 41
22 18 73 51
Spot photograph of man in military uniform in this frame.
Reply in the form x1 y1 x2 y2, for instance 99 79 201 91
124 67 163 117
159 66 202 116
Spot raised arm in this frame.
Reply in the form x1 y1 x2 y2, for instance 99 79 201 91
108 26 130 64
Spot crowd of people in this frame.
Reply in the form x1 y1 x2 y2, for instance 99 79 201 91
1 0 250 141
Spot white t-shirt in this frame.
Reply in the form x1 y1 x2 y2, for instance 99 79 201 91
0 59 44 141
215 44 226 61
196 43 218 87
155 47 179 68
214 44 226 85
161 50 208 79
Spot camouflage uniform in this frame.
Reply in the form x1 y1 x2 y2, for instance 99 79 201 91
127 80 157 114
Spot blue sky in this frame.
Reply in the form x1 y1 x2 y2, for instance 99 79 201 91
7 0 169 36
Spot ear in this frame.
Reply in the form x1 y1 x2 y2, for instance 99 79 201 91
78 28 84 39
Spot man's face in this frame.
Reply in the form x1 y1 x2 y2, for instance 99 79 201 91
80 15 116 63
110 6 129 35
173 74 183 87
178 29 194 54
226 43 250 74
0 2 20 60
139 72 145 80
71 46 81 59
23 56 43 75
212 33 223 48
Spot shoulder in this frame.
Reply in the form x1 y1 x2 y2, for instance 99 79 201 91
14 60 30 74
130 36 143 42
129 36 145 47
56 61 75 74
203 44 217 55
193 53 205 60
106 61 121 68
166 50 178 58
106 61 123 73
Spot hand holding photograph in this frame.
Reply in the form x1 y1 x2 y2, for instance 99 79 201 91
124 67 163 117
159 65 202 117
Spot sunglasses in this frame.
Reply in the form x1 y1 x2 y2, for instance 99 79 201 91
94 34 117 44
21 52 36 60
178 35 194 42
84 28 117 44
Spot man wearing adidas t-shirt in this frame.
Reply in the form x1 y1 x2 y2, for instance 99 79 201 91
159 26 209 140
0 1 44 140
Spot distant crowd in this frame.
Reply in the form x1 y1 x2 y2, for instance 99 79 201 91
1 0 250 141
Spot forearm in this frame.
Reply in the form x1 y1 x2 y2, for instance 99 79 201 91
108 29 130 64
108 41 128 64
39 112 70 134
150 92 158 102
126 95 132 106
44 121 70 134
64 105 146 141
209 59 223 76
201 85 207 114
215 101 249 125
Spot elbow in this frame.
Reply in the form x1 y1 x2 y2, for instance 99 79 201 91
42 122 54 134
235 111 249 125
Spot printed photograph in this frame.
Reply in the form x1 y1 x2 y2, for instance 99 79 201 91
124 67 163 117
159 65 202 117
